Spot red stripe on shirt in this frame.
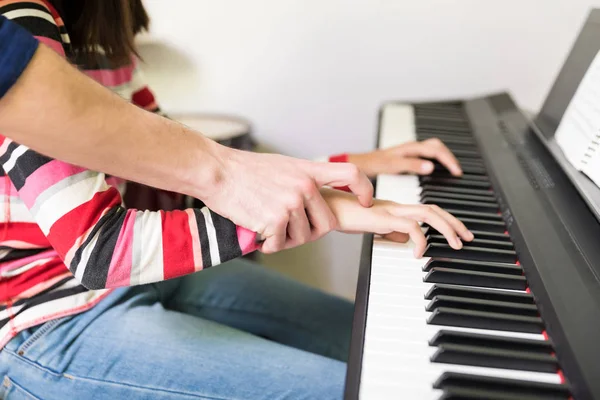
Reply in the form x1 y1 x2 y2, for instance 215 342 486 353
161 210 195 279
132 87 156 109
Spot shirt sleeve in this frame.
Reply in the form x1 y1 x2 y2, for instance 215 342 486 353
0 14 39 98
0 1 259 290
326 153 352 192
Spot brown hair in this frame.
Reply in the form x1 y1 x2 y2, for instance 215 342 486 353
48 0 150 65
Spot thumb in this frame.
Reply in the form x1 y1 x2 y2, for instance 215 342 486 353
382 232 410 243
396 158 434 175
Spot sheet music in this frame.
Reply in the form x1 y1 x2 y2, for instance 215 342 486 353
555 50 600 188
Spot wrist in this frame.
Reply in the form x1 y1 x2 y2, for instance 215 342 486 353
178 133 227 201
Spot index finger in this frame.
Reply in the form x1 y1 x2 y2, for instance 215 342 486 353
308 162 374 207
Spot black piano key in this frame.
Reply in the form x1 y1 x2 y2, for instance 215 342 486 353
424 243 517 263
415 115 470 123
425 284 535 304
427 307 544 333
445 149 481 158
421 184 494 197
451 158 486 167
430 218 507 234
415 125 472 134
425 137 480 148
422 197 499 213
421 176 491 189
415 123 472 132
424 226 511 241
427 235 514 251
417 133 475 143
420 189 496 203
443 209 503 221
467 229 511 241
431 343 559 373
430 330 554 354
434 209 504 222
440 142 480 152
434 372 571 399
426 295 539 316
415 101 462 108
423 268 527 290
413 114 466 122
423 259 521 275
423 173 489 183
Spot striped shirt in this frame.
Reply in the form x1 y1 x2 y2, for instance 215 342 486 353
0 0 258 349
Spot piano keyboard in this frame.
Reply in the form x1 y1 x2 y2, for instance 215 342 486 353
358 102 572 399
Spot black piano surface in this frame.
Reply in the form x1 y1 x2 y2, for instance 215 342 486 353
345 9 600 400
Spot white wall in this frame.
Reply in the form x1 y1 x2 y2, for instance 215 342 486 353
140 0 600 299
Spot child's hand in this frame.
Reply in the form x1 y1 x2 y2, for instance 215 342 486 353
321 189 474 258
347 138 462 178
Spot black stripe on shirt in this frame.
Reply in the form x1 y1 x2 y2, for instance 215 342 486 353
210 211 242 262
80 207 126 290
2 14 61 44
70 206 121 279
6 148 53 190
193 209 212 268
0 141 20 165
0 248 46 262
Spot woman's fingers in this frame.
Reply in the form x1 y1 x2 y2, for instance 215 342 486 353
303 189 338 242
285 209 312 249
261 219 288 254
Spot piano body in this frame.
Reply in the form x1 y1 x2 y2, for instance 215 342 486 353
345 9 600 400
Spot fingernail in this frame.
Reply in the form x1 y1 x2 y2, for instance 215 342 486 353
467 231 474 240
421 162 434 173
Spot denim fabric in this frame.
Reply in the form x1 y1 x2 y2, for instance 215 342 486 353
0 258 353 399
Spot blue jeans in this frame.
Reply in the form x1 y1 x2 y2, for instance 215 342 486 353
0 258 353 399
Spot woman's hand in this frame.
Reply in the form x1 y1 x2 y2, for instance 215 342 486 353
321 188 474 258
347 138 462 178
205 145 374 254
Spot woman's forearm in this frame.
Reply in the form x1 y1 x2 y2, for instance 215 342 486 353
0 44 220 198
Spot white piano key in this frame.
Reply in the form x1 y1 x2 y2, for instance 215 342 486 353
378 103 416 148
361 352 561 384
364 322 546 342
360 381 441 400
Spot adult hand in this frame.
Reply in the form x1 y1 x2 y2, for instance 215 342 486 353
321 188 473 258
202 144 374 254
347 138 462 178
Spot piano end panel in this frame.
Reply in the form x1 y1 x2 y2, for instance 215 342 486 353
344 233 375 400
